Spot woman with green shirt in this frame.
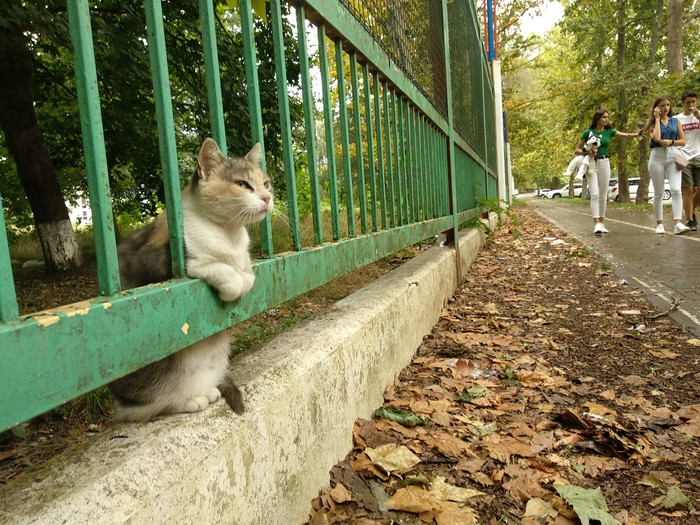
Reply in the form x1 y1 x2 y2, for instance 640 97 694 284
574 109 640 234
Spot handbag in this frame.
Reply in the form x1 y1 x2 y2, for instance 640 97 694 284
675 155 690 170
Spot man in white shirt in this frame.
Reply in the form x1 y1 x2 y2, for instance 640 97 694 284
674 90 700 230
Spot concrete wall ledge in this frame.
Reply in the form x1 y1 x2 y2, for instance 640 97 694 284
1 216 496 525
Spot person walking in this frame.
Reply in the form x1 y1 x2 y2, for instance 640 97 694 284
673 90 700 231
642 96 690 235
574 109 639 235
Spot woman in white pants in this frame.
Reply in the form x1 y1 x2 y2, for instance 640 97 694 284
574 110 639 234
642 96 690 235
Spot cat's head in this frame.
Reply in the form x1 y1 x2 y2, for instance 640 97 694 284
192 138 273 227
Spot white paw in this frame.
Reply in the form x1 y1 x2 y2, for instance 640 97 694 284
206 388 222 404
184 396 210 413
240 273 255 295
218 282 243 302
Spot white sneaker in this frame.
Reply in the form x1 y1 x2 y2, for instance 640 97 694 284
674 222 690 235
655 224 666 234
599 224 609 234
594 223 604 235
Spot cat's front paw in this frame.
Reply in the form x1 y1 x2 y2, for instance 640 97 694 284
218 282 244 302
240 272 255 295
218 274 255 302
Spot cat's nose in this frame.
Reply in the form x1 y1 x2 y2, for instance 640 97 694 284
261 193 271 204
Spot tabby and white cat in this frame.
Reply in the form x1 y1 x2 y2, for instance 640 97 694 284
110 138 273 422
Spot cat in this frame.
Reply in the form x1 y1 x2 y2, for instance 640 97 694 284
110 138 273 422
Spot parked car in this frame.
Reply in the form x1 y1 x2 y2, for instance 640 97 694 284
536 188 551 198
545 184 583 199
609 177 670 202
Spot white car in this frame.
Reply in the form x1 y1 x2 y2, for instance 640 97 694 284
609 177 670 202
545 184 583 199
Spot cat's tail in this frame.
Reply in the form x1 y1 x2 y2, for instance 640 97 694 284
219 373 245 414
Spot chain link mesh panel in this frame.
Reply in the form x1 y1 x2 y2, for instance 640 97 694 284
447 0 490 165
340 0 447 118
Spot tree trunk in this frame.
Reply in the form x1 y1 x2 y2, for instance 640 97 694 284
637 0 664 202
0 23 83 271
667 0 683 75
616 0 629 202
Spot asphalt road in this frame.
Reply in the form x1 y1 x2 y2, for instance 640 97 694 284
528 197 700 337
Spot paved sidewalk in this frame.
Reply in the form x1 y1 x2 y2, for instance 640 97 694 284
529 198 700 336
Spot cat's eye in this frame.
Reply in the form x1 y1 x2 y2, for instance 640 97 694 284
236 180 252 191
263 180 271 189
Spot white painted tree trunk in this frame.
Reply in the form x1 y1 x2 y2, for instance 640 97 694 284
36 219 83 271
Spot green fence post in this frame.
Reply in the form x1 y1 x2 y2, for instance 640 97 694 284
398 98 410 223
319 26 340 240
240 0 274 256
350 53 367 234
335 40 355 237
296 8 323 245
390 91 402 225
362 64 378 232
199 0 227 154
406 105 416 223
0 194 18 322
373 74 387 230
144 0 186 279
382 83 395 227
270 0 301 250
67 0 121 295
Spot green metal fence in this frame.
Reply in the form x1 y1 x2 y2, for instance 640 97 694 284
0 0 497 432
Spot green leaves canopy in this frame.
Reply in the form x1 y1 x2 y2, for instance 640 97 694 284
0 0 302 230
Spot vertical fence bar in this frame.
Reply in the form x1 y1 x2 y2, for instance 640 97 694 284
396 96 405 224
296 8 323 245
350 54 367 234
443 0 459 242
441 135 448 216
67 0 121 295
390 91 401 225
398 98 409 223
418 115 425 221
144 0 186 279
406 105 416 223
362 64 378 232
239 0 273 256
0 195 18 322
430 126 437 218
335 40 355 237
270 0 301 250
373 74 387 230
199 0 226 154
382 83 394 227
318 26 340 240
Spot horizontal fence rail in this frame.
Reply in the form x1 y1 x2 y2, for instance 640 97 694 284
0 0 498 432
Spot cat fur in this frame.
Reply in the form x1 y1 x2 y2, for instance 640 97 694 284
110 138 273 422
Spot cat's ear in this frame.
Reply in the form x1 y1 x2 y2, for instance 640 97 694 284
197 138 225 181
245 143 262 167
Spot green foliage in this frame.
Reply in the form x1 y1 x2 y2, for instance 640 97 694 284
477 197 521 240
503 364 518 386
454 385 492 403
553 484 620 525
499 0 700 193
0 0 304 227
372 407 427 427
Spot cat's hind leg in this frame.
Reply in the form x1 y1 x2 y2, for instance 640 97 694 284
182 396 212 413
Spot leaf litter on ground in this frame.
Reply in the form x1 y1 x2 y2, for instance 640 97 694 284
306 206 700 525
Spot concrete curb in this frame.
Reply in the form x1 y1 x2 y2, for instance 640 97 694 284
1 217 495 525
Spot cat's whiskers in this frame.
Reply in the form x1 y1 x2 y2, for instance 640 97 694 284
221 207 252 230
